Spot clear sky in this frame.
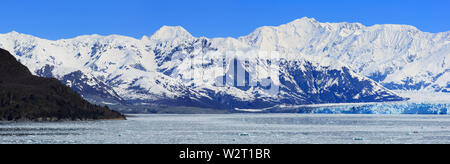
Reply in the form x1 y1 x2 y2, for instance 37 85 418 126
1 0 449 40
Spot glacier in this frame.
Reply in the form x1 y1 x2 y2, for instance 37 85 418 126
0 17 448 112
265 102 450 115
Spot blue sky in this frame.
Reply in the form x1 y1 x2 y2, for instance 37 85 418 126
1 0 449 40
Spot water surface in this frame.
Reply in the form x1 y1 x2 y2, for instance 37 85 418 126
1 114 450 144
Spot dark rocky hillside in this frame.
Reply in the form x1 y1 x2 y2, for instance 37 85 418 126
0 48 125 121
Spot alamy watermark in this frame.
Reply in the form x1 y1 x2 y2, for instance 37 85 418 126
170 50 281 96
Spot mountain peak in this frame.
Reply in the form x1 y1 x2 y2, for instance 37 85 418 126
4 30 26 37
290 17 319 24
2 31 42 41
150 26 193 41
8 30 19 35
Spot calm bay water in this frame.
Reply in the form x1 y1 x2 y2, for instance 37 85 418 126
1 113 450 144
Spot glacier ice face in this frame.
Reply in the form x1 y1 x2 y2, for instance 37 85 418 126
306 103 450 115
1 17 448 111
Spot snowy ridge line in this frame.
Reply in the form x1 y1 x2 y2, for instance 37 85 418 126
0 17 447 111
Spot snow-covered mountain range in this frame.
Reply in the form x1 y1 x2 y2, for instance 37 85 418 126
1 17 448 112
243 18 449 92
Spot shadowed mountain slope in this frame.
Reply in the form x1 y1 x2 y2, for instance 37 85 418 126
0 48 125 121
